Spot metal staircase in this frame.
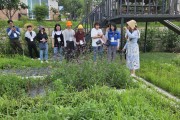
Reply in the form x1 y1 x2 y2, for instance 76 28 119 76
159 20 180 35
74 0 109 41
74 0 180 44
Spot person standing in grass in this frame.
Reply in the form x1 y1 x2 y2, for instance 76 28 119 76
91 22 104 62
6 20 23 54
63 21 76 62
106 23 120 62
74 24 85 59
25 25 39 59
124 20 140 77
36 26 49 63
52 24 64 62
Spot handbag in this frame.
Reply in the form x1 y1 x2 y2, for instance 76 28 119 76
39 42 46 50
96 39 102 45
105 40 111 46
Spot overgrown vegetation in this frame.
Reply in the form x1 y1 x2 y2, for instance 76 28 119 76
0 20 79 28
0 59 179 119
137 52 180 97
0 51 179 119
139 28 180 52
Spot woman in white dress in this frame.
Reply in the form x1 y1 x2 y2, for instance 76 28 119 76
123 20 140 77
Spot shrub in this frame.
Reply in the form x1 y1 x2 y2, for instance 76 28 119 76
162 29 180 52
33 4 49 21
139 28 159 52
19 15 29 22
50 59 132 91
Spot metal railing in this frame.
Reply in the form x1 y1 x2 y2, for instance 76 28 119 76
75 0 180 44
105 0 168 17
74 0 169 33
74 0 107 33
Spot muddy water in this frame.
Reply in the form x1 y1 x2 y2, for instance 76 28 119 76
28 86 46 97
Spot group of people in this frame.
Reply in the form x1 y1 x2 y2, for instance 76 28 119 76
6 19 140 76
91 20 140 76
6 20 85 63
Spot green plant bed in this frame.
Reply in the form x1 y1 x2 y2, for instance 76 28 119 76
0 81 179 119
137 52 180 97
0 55 179 119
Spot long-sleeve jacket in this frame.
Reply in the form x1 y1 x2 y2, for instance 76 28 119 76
6 26 20 40
36 32 48 43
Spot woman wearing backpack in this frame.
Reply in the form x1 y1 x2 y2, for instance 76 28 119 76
106 23 120 62
52 24 64 62
124 20 140 77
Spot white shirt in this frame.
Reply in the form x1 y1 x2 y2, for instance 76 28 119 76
25 31 36 41
62 29 75 47
52 30 62 39
91 28 103 47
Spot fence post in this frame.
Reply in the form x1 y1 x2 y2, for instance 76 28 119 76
144 21 148 53
120 18 124 61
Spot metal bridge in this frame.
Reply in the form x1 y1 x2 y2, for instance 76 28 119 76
75 0 180 52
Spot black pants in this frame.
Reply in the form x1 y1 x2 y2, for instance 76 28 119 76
10 39 23 54
65 41 75 62
27 42 39 58
76 44 85 58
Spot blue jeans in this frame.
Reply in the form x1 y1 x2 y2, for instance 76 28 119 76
53 47 63 61
108 46 117 62
93 46 103 62
40 43 48 61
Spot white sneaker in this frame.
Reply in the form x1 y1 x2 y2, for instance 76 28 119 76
45 60 49 63
130 74 136 77
41 61 43 63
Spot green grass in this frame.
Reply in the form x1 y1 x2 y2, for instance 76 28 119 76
0 75 179 119
0 20 79 29
137 21 180 27
137 52 180 97
0 54 179 119
0 55 49 69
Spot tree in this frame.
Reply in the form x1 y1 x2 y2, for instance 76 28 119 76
33 4 49 21
0 0 28 20
56 0 83 19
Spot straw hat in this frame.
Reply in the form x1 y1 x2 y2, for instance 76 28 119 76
126 20 137 29
66 21 72 26
78 24 83 29
24 23 35 30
